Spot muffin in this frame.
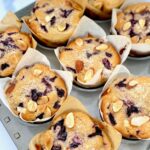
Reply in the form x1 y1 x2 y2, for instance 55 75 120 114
100 76 150 139
5 63 67 122
86 0 124 20
24 0 87 47
57 35 121 88
29 111 113 150
0 27 35 77
114 2 150 56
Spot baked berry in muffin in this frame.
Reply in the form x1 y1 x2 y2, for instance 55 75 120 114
86 0 124 20
0 27 35 77
5 64 67 122
115 3 150 45
29 111 112 150
58 35 121 88
100 76 150 139
24 0 87 47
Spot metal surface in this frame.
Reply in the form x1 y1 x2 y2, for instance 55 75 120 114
0 3 150 150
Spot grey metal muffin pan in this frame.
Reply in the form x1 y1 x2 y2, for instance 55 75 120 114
0 3 150 150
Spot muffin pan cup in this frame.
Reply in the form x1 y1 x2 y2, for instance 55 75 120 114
29 96 122 150
99 64 150 141
111 0 150 59
55 16 131 89
0 48 73 123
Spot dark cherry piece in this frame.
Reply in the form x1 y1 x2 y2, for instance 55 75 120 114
53 101 61 109
88 126 102 138
56 87 65 98
115 78 126 88
40 24 48 32
51 145 62 150
60 9 73 18
31 89 42 101
18 103 24 107
102 58 111 70
108 113 116 125
1 63 9 70
105 52 112 57
45 8 54 14
36 113 44 119
70 136 82 148
50 16 56 26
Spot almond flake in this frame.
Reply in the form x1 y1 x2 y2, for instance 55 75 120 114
96 44 108 51
112 101 123 112
27 100 37 112
65 112 75 128
131 116 149 126
123 22 131 31
84 69 94 82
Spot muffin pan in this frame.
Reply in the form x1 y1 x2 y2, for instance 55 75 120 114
0 2 150 150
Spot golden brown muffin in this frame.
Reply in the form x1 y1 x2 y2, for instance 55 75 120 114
24 0 87 47
29 111 112 150
100 76 150 139
5 64 67 122
58 35 121 88
0 27 35 77
115 3 150 45
86 0 124 20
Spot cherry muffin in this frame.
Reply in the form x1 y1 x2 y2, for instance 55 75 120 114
24 0 87 47
0 27 35 77
115 2 150 56
58 35 121 88
86 0 124 20
100 76 150 139
5 64 67 122
29 111 113 150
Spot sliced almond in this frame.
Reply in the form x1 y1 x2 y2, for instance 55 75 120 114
96 44 108 51
75 60 84 73
37 96 48 105
112 101 123 112
33 69 43 76
145 39 150 44
57 23 66 32
84 69 94 82
65 112 75 128
128 80 138 87
123 22 131 31
17 107 27 114
45 15 51 22
75 38 83 46
44 106 51 117
139 19 145 28
131 116 149 127
27 100 37 112
124 120 130 127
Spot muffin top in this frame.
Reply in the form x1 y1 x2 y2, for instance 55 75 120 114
101 76 150 139
29 111 112 150
115 2 150 44
59 35 121 87
27 0 86 47
0 27 33 77
5 63 67 122
86 0 124 19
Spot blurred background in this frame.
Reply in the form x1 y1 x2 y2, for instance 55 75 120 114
0 0 35 19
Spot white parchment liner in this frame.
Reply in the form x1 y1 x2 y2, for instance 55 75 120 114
99 64 150 140
111 0 150 56
55 16 131 88
0 48 73 123
0 11 37 49
29 96 122 150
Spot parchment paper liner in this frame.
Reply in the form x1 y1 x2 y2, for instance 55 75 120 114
0 48 73 123
55 16 131 88
99 64 150 140
111 0 150 57
29 96 122 150
22 0 88 48
0 11 37 49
